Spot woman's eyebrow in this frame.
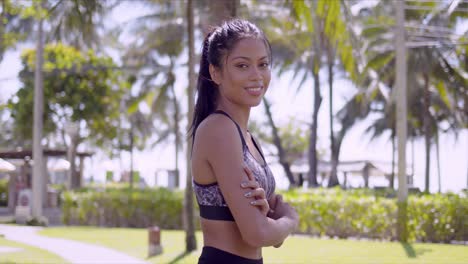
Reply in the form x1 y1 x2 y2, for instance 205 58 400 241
231 55 269 61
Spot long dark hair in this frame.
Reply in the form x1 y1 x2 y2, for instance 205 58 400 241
189 19 272 141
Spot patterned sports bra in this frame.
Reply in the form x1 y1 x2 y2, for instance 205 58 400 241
193 110 276 221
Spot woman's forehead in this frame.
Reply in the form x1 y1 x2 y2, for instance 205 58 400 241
228 38 269 60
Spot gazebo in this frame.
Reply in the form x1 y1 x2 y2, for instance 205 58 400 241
290 158 414 188
0 148 93 212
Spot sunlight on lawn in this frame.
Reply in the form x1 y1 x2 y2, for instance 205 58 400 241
0 236 68 264
38 227 468 264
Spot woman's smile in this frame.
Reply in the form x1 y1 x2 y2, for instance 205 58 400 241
245 86 263 96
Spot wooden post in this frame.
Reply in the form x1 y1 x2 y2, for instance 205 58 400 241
148 226 162 257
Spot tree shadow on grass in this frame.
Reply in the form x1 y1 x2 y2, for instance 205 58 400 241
400 242 432 258
166 251 191 264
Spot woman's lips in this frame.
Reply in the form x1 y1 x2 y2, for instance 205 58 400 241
245 87 263 96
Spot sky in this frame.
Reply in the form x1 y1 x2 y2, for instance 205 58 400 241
0 2 466 193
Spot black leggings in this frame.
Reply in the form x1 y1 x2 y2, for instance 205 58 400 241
198 246 263 264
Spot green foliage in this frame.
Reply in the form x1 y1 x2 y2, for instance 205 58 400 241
249 118 312 164
26 216 48 226
291 0 313 33
0 178 8 206
60 186 467 243
8 43 129 147
282 188 468 243
0 0 35 62
61 187 196 229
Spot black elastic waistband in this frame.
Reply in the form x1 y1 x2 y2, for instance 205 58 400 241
199 246 263 264
199 204 235 221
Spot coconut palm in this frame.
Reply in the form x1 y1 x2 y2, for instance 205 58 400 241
252 0 357 187
358 0 467 193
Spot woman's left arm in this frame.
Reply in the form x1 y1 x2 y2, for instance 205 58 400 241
241 168 287 248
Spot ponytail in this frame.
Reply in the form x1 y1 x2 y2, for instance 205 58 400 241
189 31 218 141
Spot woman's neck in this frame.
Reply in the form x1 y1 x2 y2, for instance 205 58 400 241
216 102 250 132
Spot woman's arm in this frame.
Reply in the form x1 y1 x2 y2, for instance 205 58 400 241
240 176 289 248
197 116 298 247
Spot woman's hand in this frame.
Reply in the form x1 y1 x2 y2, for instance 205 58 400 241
271 194 299 231
240 166 270 216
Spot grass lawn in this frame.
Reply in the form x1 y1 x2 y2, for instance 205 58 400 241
39 226 468 264
0 236 68 264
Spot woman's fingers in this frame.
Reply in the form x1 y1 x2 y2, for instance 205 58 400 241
240 179 259 189
250 198 269 215
244 187 266 199
243 165 255 181
275 194 283 204
241 165 269 215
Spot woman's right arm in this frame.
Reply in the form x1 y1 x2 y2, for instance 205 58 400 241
197 116 298 247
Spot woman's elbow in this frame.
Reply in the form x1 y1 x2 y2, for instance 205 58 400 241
241 227 269 248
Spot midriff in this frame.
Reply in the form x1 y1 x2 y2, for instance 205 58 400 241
201 218 262 259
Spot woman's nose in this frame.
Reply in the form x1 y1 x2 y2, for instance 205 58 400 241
249 66 263 81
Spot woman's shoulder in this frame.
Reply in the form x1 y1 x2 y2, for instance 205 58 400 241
195 113 243 151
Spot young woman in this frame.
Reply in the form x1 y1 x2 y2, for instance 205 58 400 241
190 19 299 264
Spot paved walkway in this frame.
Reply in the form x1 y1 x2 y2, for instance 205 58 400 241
0 224 150 264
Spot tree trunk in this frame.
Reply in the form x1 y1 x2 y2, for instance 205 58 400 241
395 0 408 242
263 98 296 187
0 0 6 63
209 0 238 26
308 59 321 188
423 73 431 193
32 3 45 219
332 127 347 188
390 128 395 189
436 129 441 193
184 0 196 252
172 84 180 189
70 137 80 189
411 138 415 183
129 126 134 189
363 164 369 188
327 44 339 187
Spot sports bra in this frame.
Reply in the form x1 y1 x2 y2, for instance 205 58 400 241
193 110 276 221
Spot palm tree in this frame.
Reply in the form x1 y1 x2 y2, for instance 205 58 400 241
252 1 323 187
352 0 467 193
185 0 197 252
32 0 45 220
116 0 188 191
262 98 296 186
202 0 238 29
266 0 356 187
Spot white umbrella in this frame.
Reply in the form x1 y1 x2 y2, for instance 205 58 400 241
47 158 70 172
0 158 15 172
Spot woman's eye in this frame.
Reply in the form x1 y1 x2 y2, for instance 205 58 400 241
236 64 248 69
260 62 270 68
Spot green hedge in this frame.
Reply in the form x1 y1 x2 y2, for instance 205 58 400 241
0 178 8 207
283 188 468 243
61 187 195 229
61 187 467 243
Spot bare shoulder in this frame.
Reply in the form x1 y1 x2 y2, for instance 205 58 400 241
194 113 244 156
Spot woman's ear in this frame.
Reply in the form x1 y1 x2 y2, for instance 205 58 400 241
209 64 221 86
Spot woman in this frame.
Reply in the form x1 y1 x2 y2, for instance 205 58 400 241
190 19 299 264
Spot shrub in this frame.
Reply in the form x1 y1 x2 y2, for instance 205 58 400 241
61 186 467 243
0 178 8 207
61 187 195 229
283 188 468 243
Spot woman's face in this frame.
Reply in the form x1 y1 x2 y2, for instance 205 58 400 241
210 37 271 108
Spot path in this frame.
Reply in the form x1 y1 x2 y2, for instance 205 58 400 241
0 224 150 264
